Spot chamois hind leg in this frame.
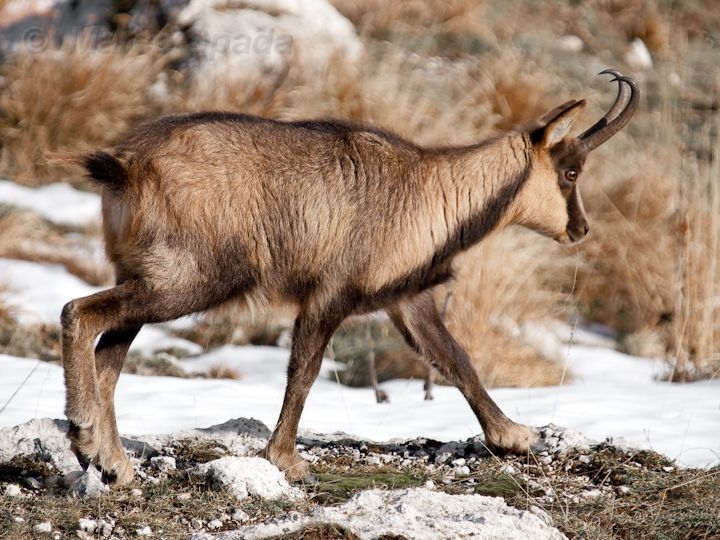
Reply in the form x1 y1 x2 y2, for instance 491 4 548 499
265 308 341 480
62 280 230 485
386 290 538 454
91 326 141 485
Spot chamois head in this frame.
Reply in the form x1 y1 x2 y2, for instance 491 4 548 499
515 70 639 244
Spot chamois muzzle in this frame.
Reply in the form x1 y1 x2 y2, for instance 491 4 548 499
579 69 639 153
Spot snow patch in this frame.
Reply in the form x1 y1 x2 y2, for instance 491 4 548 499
196 488 566 540
0 258 101 325
0 180 100 228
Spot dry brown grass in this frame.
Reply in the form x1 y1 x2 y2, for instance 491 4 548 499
0 207 112 286
667 127 720 380
572 71 720 378
206 363 243 380
329 0 487 42
172 64 295 118
0 284 16 330
574 147 677 337
445 229 573 387
0 32 166 186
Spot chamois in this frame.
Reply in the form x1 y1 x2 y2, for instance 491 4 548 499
61 70 638 485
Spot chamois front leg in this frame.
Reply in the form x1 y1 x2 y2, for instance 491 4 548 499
387 291 538 454
265 310 340 480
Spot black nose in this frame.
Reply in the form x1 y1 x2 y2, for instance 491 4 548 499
584 223 590 235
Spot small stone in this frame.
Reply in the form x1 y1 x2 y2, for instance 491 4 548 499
582 489 603 499
150 456 177 472
424 480 435 490
100 521 114 538
232 509 249 522
500 464 516 475
191 518 204 530
78 518 97 533
578 455 591 464
34 521 52 534
67 469 110 498
177 492 192 501
207 519 223 530
13 516 25 523
625 38 653 70
131 488 143 497
4 484 22 497
557 34 584 52
136 525 152 536
24 476 43 489
455 465 470 476
662 466 675 472
451 458 466 467
618 486 631 495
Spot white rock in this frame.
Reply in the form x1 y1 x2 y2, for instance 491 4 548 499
178 0 363 91
78 518 97 533
558 35 584 52
4 483 21 497
538 424 593 454
207 519 223 530
151 456 177 472
34 521 52 534
232 509 250 523
67 468 110 498
0 418 81 475
136 525 153 536
625 38 653 70
582 489 603 499
133 418 270 458
189 456 303 501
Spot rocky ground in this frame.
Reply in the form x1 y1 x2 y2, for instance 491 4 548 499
1 418 717 539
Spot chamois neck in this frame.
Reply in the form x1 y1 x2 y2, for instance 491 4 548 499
424 133 532 255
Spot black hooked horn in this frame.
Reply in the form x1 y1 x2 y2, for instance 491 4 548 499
580 69 639 152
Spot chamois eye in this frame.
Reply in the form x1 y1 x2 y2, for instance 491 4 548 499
564 169 579 182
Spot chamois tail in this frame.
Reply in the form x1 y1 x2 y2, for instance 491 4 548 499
76 151 128 191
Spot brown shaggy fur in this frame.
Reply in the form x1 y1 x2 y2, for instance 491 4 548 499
60 77 636 484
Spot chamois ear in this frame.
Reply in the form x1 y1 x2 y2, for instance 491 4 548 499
531 99 586 148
